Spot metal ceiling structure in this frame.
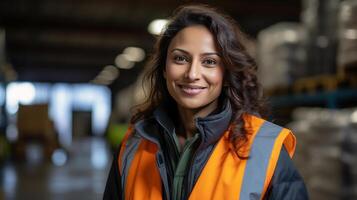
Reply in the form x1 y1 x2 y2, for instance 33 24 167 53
0 0 301 93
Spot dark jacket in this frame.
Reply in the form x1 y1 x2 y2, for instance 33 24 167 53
103 101 308 200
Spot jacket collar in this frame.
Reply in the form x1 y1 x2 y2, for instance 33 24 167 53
135 99 233 149
194 99 232 148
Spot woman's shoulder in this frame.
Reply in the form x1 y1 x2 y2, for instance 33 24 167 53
243 113 293 135
264 146 309 199
274 147 302 182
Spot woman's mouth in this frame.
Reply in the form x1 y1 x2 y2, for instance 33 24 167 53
178 84 206 95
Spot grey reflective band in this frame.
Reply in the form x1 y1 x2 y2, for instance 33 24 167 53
120 133 142 199
239 121 283 200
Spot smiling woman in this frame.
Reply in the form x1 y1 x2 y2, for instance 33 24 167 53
164 25 225 135
104 4 308 200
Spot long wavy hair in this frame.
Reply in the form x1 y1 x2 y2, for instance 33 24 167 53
131 4 266 157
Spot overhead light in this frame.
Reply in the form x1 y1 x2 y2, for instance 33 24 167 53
344 29 357 40
101 65 119 81
148 19 169 35
123 47 146 62
284 30 299 43
352 110 357 123
91 65 119 85
91 77 113 86
115 54 135 69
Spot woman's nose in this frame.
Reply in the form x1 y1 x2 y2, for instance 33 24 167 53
186 60 200 81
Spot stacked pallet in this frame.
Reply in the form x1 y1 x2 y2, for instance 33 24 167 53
288 107 356 200
301 0 341 75
257 23 306 90
338 0 357 77
343 119 357 199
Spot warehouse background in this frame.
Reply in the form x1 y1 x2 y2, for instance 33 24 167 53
0 0 356 199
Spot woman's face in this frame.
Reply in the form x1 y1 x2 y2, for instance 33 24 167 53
164 25 225 113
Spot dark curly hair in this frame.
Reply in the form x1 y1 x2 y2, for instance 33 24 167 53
131 4 266 158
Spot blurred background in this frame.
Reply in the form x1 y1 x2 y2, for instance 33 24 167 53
0 0 356 199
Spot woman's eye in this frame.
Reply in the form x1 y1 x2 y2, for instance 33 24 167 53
174 55 188 63
203 59 217 66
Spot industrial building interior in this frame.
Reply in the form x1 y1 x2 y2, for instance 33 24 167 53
0 0 357 199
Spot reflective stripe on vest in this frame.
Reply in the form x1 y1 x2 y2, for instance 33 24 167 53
239 121 295 200
118 114 296 200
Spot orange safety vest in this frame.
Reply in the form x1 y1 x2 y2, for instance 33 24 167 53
118 114 296 200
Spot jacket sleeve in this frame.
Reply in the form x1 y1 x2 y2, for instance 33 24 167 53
103 146 122 200
264 146 309 200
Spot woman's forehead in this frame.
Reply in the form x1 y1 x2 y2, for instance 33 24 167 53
168 25 218 54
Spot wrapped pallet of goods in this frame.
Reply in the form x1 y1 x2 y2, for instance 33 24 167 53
301 0 341 75
257 23 306 91
337 0 357 76
288 107 355 200
343 112 357 199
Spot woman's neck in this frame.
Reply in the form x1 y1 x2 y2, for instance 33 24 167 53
176 100 219 138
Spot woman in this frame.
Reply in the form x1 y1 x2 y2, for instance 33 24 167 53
104 4 308 200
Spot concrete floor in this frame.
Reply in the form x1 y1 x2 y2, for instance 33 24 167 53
1 137 112 200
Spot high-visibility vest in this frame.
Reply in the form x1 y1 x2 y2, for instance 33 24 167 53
118 114 296 200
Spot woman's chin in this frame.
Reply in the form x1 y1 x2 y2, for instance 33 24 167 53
176 98 218 114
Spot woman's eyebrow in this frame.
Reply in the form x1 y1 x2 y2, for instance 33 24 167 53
171 48 189 54
171 48 221 57
202 52 221 57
